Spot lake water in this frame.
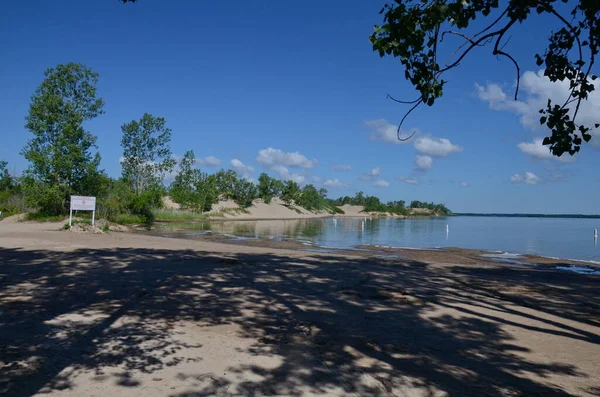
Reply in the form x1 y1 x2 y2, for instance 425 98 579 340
151 216 600 263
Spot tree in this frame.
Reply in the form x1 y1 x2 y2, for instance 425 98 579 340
257 173 284 204
170 151 218 212
0 161 12 192
257 173 273 203
194 173 218 212
281 180 301 205
297 184 328 211
214 169 238 198
230 179 258 208
121 113 176 195
354 191 365 206
21 63 104 215
170 150 201 209
371 0 599 157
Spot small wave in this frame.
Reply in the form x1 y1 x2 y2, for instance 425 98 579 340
481 252 522 259
222 233 251 241
385 246 442 251
303 248 338 253
556 265 600 275
183 231 213 237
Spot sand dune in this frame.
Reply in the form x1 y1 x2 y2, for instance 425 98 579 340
163 196 428 221
210 197 332 220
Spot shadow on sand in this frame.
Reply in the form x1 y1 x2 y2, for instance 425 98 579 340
0 246 598 396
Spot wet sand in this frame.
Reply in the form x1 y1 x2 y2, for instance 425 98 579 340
1 220 599 396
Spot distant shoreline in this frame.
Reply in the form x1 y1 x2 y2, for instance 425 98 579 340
454 213 600 219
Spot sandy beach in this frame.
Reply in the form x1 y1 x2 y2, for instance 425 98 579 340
1 219 599 397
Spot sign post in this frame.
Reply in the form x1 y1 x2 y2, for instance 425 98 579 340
70 196 97 227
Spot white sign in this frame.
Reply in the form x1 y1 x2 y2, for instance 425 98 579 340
71 196 96 211
70 196 97 227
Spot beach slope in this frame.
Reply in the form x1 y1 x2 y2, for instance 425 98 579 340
0 221 598 396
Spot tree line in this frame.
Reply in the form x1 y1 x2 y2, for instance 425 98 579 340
330 193 450 216
0 62 450 222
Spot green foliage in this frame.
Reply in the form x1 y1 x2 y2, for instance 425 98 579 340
212 207 250 217
21 62 104 215
90 175 163 224
170 151 218 212
152 209 209 221
371 0 599 156
281 180 301 205
230 178 258 208
257 173 284 204
0 161 13 191
170 150 197 207
410 201 451 215
214 169 238 198
363 196 386 212
331 206 345 214
120 113 176 195
0 161 26 216
386 200 408 215
94 177 133 221
331 193 445 215
113 213 146 225
22 178 67 216
297 184 328 211
24 212 65 222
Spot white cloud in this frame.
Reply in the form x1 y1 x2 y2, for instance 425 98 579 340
510 174 523 183
414 155 433 170
270 165 306 184
414 137 462 157
231 159 254 179
324 178 349 188
373 179 390 188
333 164 352 171
365 119 418 144
460 182 469 188
197 156 222 166
476 70 600 147
360 167 381 181
396 176 419 185
256 147 316 168
312 176 322 183
510 172 540 184
524 172 540 184
517 138 575 162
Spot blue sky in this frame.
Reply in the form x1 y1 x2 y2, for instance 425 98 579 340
1 0 599 213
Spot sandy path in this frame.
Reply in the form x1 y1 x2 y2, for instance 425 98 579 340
0 221 599 396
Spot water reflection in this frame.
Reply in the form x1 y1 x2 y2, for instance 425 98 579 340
150 216 600 262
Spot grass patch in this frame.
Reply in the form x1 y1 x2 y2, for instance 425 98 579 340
113 213 146 225
24 212 66 222
152 209 209 221
211 207 250 217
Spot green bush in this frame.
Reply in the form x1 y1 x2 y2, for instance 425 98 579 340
0 190 27 216
23 179 67 216
331 206 345 214
24 213 65 222
231 179 258 208
113 213 146 225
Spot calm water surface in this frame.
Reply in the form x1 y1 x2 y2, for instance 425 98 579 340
151 216 600 262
